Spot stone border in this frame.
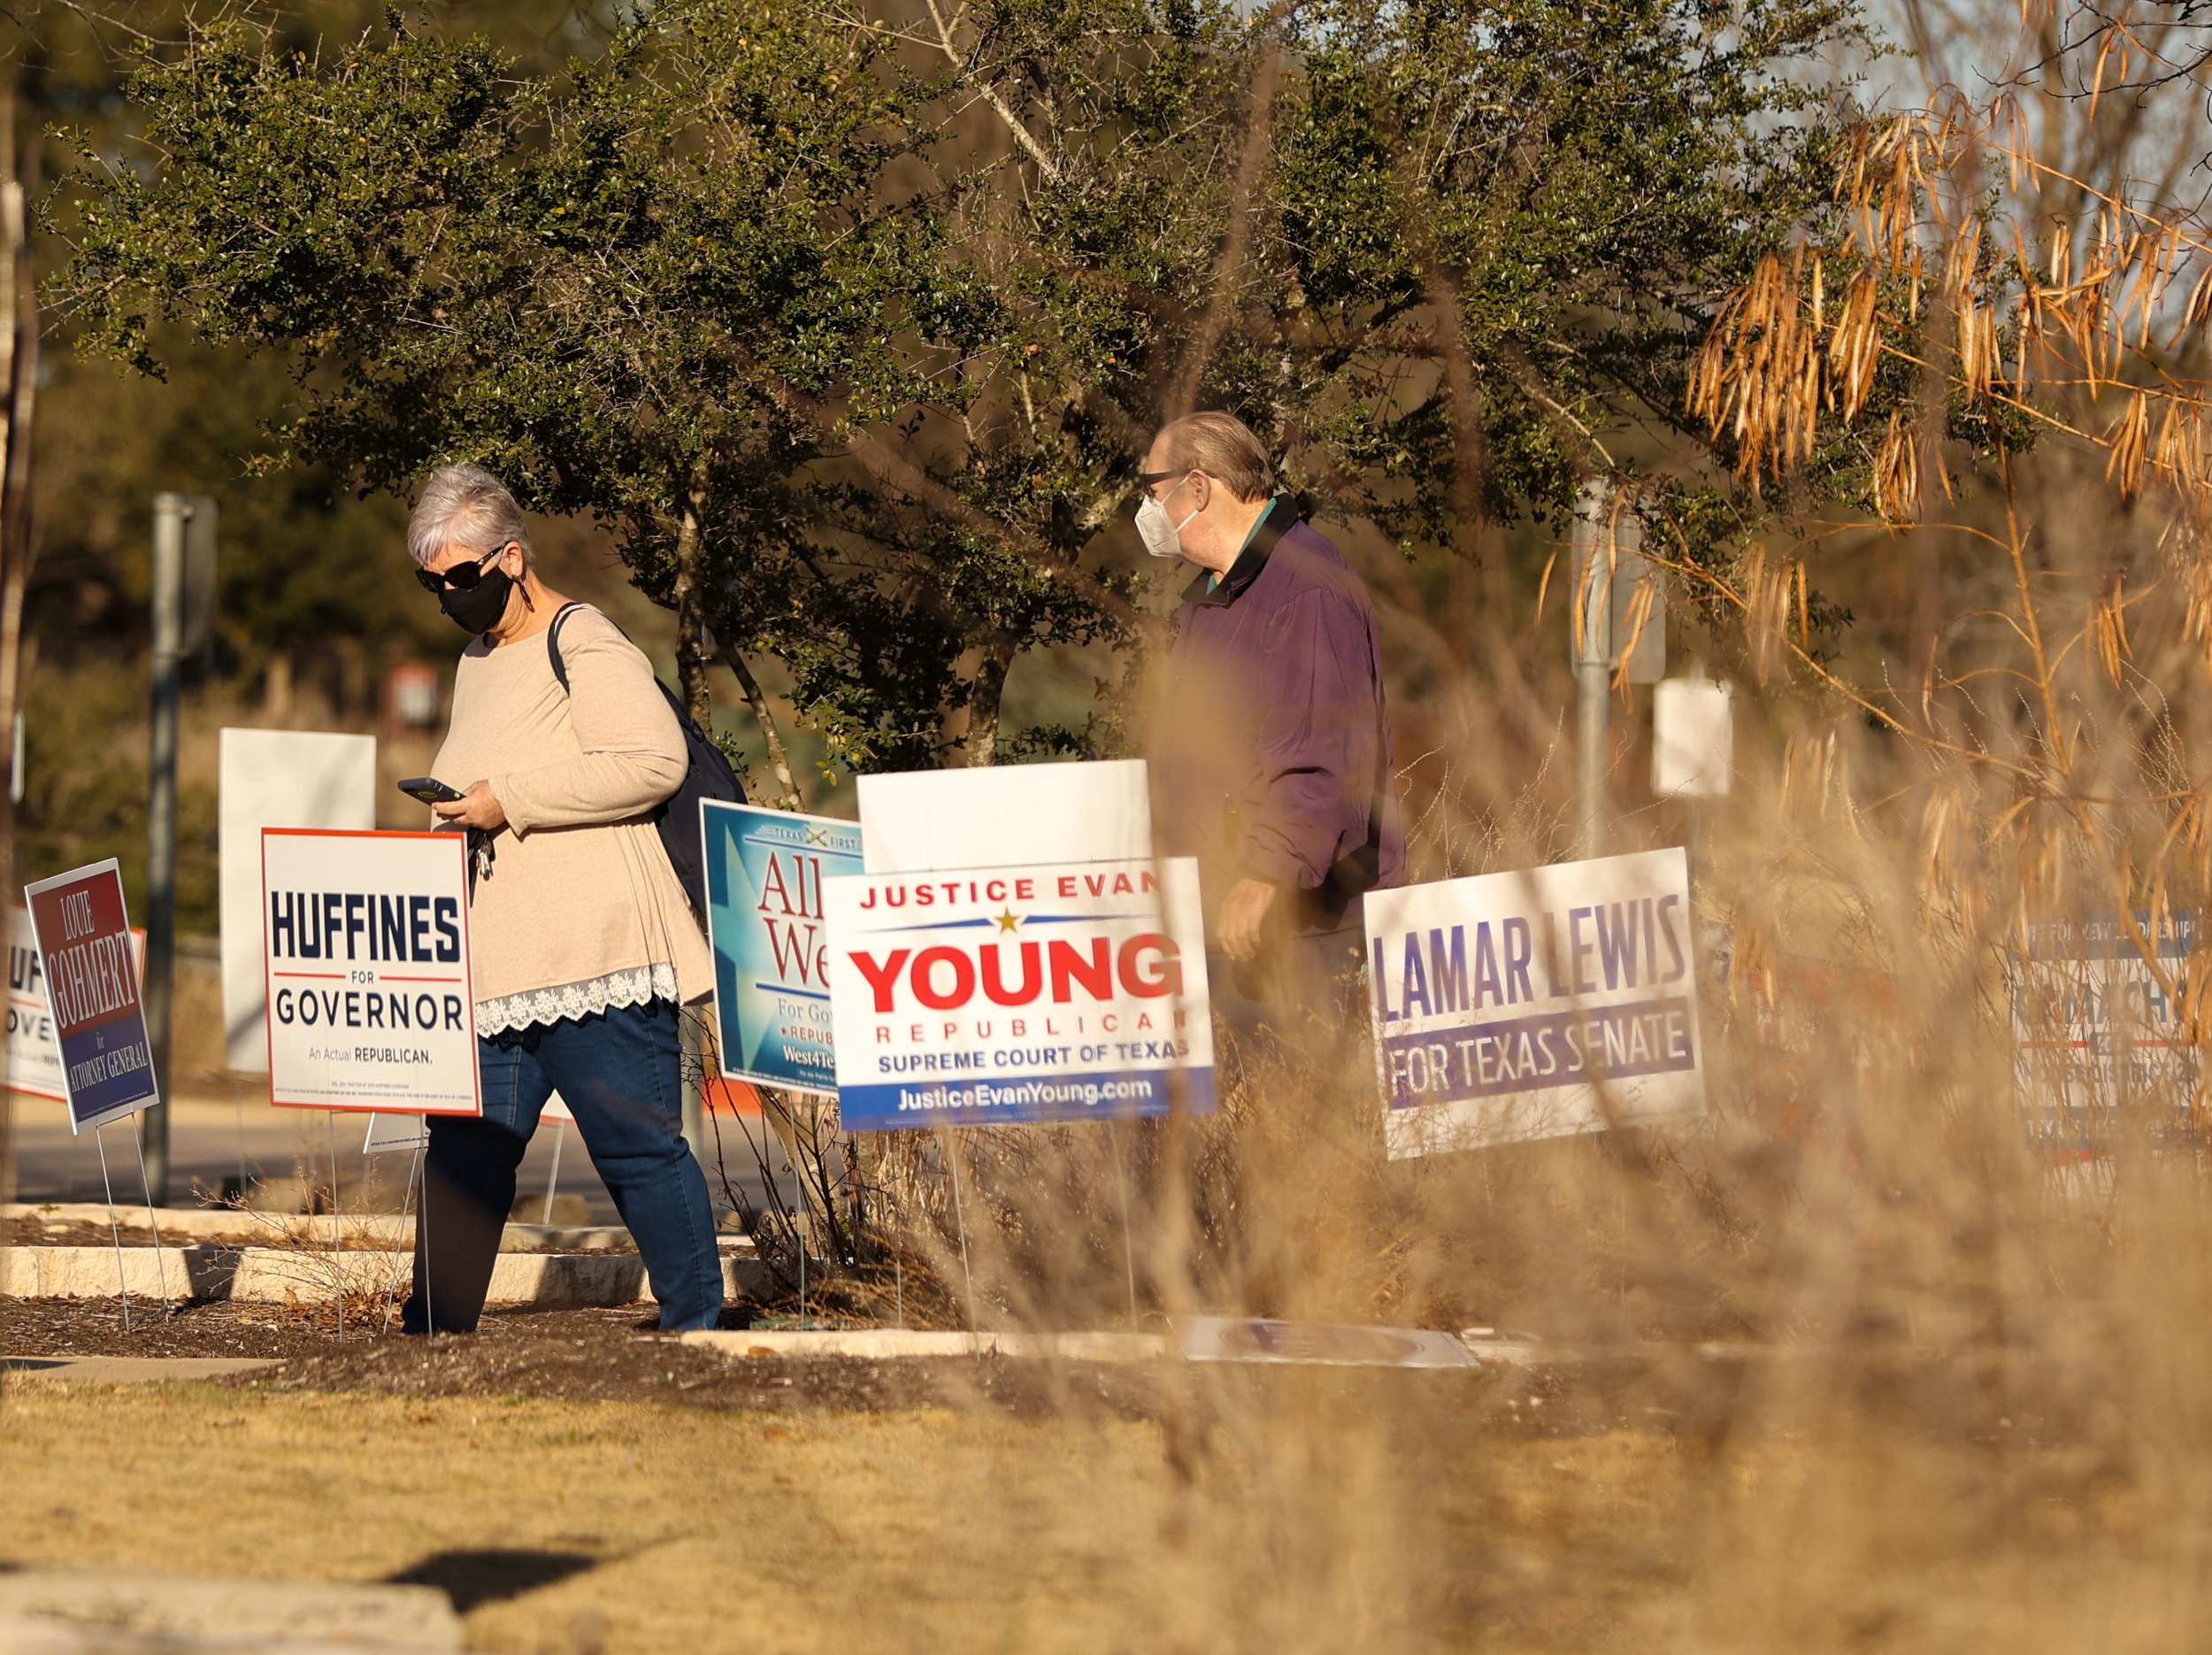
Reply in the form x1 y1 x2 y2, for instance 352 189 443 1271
3 1200 663 1255
683 1328 1175 1361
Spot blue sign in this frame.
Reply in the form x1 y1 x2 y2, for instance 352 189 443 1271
24 858 159 1134
702 802 864 1096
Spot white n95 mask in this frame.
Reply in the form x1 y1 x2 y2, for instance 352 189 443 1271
1134 474 1202 559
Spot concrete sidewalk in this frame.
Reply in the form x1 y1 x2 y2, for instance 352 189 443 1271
0 1568 462 1652
4 1093 787 1224
3 1353 280 1382
0 1241 764 1305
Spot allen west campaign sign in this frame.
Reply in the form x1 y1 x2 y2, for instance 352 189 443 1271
1364 847 1704 1157
23 858 158 1132
702 800 864 1096
824 857 1214 1129
261 828 480 1114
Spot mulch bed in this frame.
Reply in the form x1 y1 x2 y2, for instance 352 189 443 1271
0 1297 1185 1417
0 1296 1605 1429
2 1216 250 1250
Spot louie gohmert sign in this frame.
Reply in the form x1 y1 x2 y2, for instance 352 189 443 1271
260 828 481 1115
1364 846 1704 1157
8 905 146 1105
23 858 160 1132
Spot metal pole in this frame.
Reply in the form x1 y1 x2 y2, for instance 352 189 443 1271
1573 481 1612 860
541 1119 565 1227
1577 657 1609 859
680 1008 706 1162
142 492 185 1207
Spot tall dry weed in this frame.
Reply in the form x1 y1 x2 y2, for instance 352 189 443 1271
808 3 2212 1645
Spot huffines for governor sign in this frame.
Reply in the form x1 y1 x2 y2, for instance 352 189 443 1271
261 828 480 1114
1364 847 1703 1158
824 858 1213 1129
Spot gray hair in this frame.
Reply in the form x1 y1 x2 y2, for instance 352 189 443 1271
406 463 533 568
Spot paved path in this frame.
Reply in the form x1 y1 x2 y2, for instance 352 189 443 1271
3 1093 787 1225
3 1353 280 1382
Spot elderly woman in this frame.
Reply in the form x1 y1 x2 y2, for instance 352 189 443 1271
401 462 721 1334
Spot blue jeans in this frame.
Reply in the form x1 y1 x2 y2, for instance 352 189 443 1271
402 998 724 1334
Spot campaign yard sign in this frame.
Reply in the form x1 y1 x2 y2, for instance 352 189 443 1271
2009 909 2200 1149
219 728 376 1071
1364 847 1704 1158
8 907 143 1104
824 858 1214 1130
23 858 158 1133
702 801 864 1096
262 828 480 1115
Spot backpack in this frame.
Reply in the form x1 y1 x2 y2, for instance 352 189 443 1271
546 602 745 921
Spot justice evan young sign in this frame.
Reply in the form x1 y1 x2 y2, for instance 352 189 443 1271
824 858 1214 1130
1364 847 1705 1158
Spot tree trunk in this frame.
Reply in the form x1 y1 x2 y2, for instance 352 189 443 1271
671 478 712 727
718 639 800 808
0 103 35 1205
943 632 1018 769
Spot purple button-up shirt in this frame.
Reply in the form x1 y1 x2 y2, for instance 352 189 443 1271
1153 498 1407 937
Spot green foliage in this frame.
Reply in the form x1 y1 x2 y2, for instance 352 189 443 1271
50 0 1871 779
1265 0 1867 543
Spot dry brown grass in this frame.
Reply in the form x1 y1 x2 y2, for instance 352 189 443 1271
0 1359 2186 1654
15 4 2212 1651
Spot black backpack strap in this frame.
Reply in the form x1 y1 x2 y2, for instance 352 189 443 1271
545 601 589 694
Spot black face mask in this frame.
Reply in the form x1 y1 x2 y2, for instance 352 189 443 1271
439 566 514 635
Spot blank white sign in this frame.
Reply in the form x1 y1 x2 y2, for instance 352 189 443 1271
219 729 376 1071
1652 679 1734 799
856 758 1152 874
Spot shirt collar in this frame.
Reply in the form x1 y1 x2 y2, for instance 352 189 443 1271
1183 495 1296 609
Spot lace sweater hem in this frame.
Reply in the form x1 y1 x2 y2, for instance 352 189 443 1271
475 963 681 1036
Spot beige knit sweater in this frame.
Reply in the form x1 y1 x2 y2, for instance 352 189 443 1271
431 604 711 1029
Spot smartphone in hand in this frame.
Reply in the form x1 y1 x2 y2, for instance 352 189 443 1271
397 776 467 805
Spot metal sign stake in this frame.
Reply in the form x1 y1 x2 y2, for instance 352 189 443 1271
93 1126 131 1332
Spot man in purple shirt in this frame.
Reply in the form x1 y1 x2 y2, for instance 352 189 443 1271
1140 412 1407 1040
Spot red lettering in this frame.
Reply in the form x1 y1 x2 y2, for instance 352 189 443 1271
1118 934 1181 997
850 949 910 1014
1048 938 1112 1002
981 941 1042 1006
912 946 976 1010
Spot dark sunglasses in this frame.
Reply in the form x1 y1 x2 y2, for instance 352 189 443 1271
414 546 505 596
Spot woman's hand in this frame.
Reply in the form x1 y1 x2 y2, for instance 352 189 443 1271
434 781 508 833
